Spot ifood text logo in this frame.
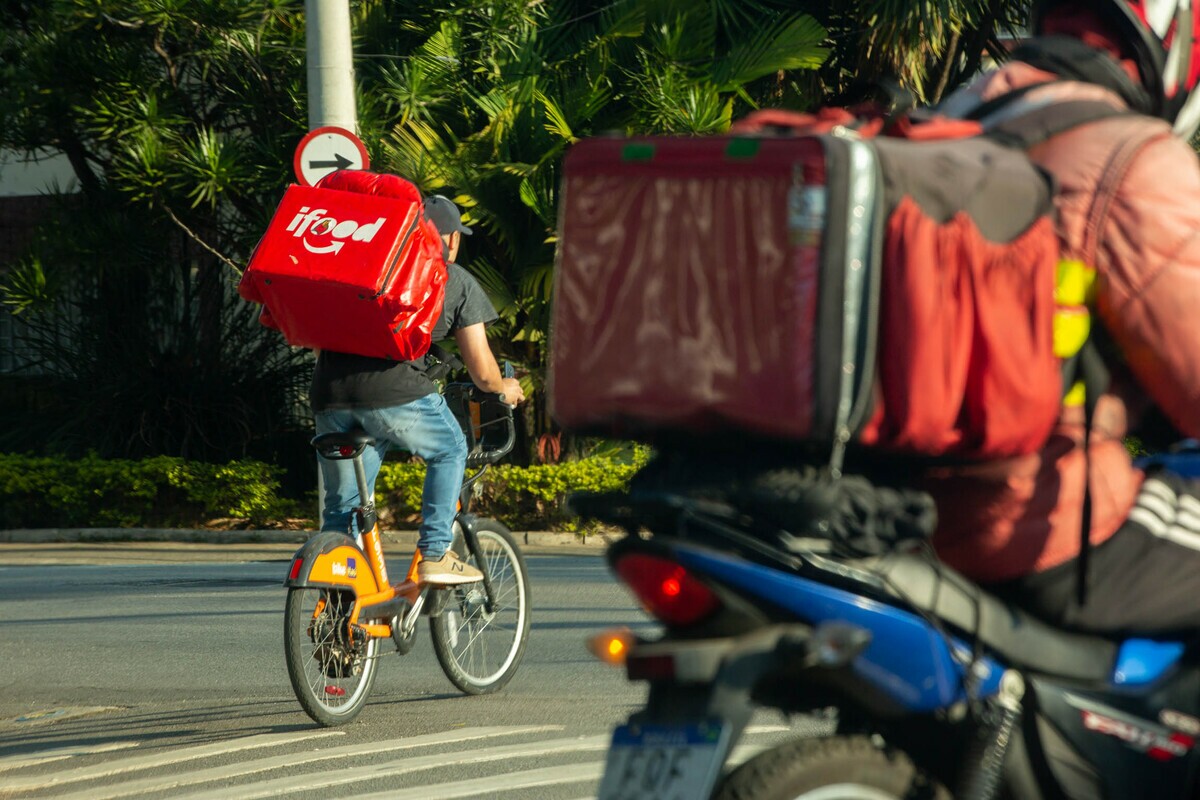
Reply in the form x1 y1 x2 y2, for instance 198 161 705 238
285 206 386 254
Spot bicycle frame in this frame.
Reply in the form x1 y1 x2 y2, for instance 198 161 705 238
288 386 517 640
283 382 528 726
285 435 423 643
284 529 424 642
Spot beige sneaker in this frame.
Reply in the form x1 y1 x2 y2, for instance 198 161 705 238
418 551 483 585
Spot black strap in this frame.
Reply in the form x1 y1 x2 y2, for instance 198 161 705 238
1009 35 1154 117
1062 338 1111 607
961 81 1055 122
985 99 1133 150
421 343 463 382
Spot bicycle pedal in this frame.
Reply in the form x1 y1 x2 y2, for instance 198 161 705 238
390 615 417 655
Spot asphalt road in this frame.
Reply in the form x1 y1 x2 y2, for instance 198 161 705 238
0 545 822 799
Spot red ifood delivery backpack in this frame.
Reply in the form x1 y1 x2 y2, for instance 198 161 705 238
549 103 1117 465
239 170 446 361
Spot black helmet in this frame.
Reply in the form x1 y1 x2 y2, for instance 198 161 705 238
1031 0 1200 136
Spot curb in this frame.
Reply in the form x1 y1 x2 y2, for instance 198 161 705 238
0 528 612 548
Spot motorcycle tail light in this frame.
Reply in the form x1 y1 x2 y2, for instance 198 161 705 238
614 553 722 627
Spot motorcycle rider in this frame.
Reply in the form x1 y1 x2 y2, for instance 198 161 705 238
926 0 1200 636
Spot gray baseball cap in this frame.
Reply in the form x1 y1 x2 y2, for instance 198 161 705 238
424 195 473 236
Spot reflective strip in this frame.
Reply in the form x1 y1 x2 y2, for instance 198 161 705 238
1142 478 1179 504
1055 259 1097 305
1129 478 1200 552
1054 259 1096 359
1062 380 1086 407
1129 506 1170 536
1054 308 1091 359
1128 508 1200 551
1180 509 1200 531
1137 492 1178 525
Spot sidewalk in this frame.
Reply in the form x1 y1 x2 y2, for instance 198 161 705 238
0 528 614 565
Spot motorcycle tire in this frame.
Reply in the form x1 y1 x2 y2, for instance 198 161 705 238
713 735 951 800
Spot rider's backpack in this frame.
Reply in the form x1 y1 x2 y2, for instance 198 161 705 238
549 101 1120 470
239 170 447 361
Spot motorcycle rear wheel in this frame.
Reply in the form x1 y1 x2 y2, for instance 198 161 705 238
713 735 950 800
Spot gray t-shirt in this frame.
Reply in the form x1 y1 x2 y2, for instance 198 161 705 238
309 263 498 410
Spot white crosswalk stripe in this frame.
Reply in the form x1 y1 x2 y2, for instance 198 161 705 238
0 730 344 794
175 732 608 800
0 724 794 799
46 726 560 800
0 742 140 773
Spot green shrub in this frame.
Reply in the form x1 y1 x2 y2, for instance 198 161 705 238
0 446 652 530
0 452 299 528
376 445 653 529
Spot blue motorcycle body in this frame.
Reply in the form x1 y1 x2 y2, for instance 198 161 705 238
589 486 1200 800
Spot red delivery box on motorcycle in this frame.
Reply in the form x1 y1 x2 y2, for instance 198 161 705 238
238 173 446 361
548 110 1069 463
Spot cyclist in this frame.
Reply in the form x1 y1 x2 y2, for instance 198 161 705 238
923 0 1200 635
310 194 524 585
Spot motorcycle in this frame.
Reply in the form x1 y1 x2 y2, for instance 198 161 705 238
580 450 1200 800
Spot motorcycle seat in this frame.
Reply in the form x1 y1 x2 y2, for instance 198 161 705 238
859 552 1117 682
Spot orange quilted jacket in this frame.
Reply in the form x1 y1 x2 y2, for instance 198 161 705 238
927 62 1200 582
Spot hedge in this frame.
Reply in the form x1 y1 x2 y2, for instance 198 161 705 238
0 452 297 528
0 447 652 530
375 446 652 530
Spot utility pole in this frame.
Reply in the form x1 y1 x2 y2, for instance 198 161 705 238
305 0 358 524
305 0 358 133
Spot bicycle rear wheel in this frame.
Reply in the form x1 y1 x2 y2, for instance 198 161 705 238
430 520 531 694
284 587 379 726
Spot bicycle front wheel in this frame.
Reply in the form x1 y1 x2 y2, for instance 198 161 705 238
284 587 380 726
430 520 531 695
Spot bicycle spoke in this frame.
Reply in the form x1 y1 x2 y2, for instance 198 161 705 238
431 524 530 694
286 588 377 719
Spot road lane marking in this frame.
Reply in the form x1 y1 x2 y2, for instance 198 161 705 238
355 741 773 799
358 762 605 799
47 726 560 800
173 734 611 800
1 730 343 792
0 742 139 773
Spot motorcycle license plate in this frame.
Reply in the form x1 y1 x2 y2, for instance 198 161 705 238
597 720 731 800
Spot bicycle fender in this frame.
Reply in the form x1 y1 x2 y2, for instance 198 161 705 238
283 531 381 596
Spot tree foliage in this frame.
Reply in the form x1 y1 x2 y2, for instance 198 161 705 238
0 0 313 465
0 0 1030 470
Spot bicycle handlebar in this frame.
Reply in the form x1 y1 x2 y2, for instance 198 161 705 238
440 379 517 468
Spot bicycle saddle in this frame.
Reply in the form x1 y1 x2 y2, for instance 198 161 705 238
311 430 376 459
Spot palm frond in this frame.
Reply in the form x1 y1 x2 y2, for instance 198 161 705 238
711 14 829 89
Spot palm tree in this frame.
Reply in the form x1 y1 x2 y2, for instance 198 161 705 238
810 1 1029 106
354 0 830 453
0 0 1031 465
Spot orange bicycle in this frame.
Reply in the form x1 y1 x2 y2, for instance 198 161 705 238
282 385 531 726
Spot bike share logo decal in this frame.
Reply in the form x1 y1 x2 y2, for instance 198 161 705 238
1067 694 1194 761
330 558 357 579
285 206 387 255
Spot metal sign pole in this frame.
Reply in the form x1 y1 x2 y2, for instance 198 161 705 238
305 0 358 134
304 0 357 527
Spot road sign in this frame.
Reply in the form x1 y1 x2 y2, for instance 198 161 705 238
293 126 370 187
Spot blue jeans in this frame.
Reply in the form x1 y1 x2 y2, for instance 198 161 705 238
314 394 467 559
